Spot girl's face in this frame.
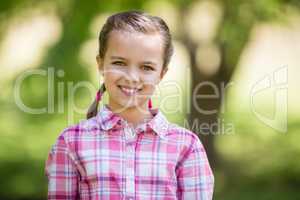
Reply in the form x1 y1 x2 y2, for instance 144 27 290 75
97 30 168 111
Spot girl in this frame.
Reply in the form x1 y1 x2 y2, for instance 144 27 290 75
46 11 214 200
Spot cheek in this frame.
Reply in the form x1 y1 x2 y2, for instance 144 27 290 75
141 76 161 93
103 72 119 91
104 69 122 81
142 74 161 86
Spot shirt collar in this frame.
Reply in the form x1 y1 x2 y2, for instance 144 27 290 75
96 104 170 139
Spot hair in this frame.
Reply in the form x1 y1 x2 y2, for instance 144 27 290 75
87 10 174 119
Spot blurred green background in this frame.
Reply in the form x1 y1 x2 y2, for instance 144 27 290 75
1 0 300 199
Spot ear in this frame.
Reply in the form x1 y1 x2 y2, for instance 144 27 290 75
96 55 104 76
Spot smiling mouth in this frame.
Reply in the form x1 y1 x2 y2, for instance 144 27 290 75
118 85 142 96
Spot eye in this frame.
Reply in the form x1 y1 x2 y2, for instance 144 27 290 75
112 61 125 66
142 65 154 71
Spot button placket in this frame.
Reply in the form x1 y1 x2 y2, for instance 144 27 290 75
125 126 136 140
125 126 136 198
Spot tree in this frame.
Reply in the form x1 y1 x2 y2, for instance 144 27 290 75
171 0 300 169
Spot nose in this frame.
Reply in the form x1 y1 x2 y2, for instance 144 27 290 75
124 68 140 83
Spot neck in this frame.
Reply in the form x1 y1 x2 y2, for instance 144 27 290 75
108 102 153 127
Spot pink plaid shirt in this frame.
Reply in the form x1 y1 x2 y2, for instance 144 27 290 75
45 105 214 200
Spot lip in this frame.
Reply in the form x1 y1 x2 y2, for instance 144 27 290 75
118 85 142 96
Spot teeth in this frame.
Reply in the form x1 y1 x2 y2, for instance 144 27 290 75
120 86 138 94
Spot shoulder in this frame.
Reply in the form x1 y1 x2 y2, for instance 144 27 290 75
164 123 203 149
48 116 102 157
56 116 101 143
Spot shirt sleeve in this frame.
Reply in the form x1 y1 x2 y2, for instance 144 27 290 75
176 135 214 200
45 135 79 200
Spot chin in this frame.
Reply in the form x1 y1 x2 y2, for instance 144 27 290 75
119 99 147 110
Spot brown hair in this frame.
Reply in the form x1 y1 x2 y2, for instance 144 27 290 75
87 10 174 119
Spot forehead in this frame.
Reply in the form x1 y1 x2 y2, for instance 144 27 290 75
105 30 164 62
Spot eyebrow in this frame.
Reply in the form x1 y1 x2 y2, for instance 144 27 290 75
143 61 157 66
110 56 126 60
110 56 157 66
